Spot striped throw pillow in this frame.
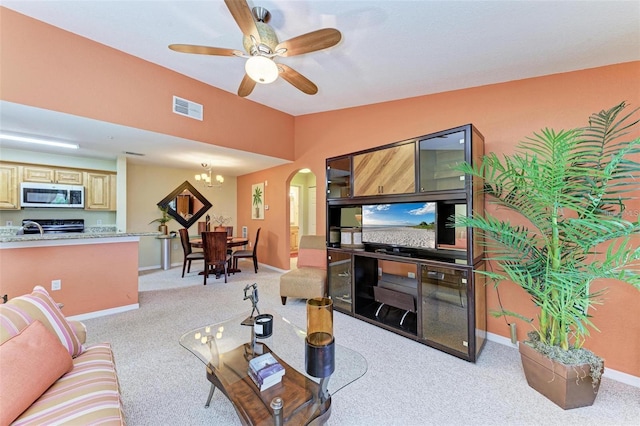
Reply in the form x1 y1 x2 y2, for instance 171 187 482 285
0 303 34 344
3 286 84 357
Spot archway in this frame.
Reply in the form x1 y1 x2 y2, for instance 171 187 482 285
288 168 317 259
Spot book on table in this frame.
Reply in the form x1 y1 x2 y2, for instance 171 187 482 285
248 353 285 391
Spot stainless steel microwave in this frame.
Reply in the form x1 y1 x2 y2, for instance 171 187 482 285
20 182 85 208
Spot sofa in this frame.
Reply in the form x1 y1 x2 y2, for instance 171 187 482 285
0 286 125 426
280 235 327 305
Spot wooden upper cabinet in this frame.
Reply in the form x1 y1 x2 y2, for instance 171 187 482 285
23 166 54 183
0 164 20 209
55 169 83 185
85 172 116 210
353 143 415 196
23 165 83 184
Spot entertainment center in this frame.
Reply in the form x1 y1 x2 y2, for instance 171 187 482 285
325 124 487 362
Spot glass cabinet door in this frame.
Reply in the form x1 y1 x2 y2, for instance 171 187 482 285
328 250 353 313
327 157 351 199
419 130 466 192
421 264 469 355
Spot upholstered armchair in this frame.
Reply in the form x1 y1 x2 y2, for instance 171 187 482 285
279 235 327 305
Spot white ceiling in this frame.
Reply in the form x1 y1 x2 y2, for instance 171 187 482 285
1 0 639 173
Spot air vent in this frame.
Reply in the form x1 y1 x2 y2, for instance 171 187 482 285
173 96 203 121
124 151 145 156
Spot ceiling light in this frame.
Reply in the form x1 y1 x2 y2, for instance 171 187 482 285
0 133 79 149
195 163 224 188
245 56 279 84
299 168 312 173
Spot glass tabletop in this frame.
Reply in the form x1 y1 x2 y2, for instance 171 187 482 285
180 310 367 396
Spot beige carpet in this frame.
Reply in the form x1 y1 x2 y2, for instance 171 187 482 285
83 260 640 425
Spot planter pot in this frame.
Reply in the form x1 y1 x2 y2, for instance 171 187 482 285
519 342 603 410
158 225 168 235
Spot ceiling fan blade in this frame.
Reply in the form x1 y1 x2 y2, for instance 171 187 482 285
275 28 342 57
278 64 318 95
238 74 257 97
224 0 260 41
169 44 239 56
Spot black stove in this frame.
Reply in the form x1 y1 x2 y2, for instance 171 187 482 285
22 219 84 234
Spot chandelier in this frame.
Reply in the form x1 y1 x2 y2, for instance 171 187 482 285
194 163 224 188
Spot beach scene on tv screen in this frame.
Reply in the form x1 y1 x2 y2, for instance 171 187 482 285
362 202 436 249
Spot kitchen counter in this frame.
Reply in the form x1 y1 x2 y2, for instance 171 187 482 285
0 232 160 248
1 232 143 318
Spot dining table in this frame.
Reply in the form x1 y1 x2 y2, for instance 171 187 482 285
190 236 249 274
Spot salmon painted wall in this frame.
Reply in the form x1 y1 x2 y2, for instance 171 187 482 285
1 6 638 377
0 7 294 161
0 241 139 316
240 62 640 376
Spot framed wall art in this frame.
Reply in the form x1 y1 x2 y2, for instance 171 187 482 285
252 182 264 220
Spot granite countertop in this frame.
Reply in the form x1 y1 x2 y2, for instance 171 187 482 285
0 231 161 243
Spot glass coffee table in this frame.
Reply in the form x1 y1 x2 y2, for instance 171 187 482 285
180 310 367 425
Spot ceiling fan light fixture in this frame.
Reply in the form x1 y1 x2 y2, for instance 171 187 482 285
245 56 279 84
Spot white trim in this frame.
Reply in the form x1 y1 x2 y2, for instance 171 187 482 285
66 303 139 321
139 264 162 271
259 263 287 273
486 331 640 388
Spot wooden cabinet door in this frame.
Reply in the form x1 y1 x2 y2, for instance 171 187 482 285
54 169 83 184
290 226 299 252
353 143 415 196
23 166 54 183
0 164 20 209
23 165 83 184
85 172 113 210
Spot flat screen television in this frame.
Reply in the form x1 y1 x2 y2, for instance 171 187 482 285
361 202 437 250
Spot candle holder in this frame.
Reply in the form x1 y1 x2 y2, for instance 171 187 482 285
305 297 335 381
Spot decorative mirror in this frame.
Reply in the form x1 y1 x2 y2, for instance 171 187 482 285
157 181 212 229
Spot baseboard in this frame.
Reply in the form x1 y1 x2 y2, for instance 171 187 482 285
486 331 640 388
66 303 139 321
139 264 161 271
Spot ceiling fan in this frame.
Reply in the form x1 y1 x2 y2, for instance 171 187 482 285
169 0 342 97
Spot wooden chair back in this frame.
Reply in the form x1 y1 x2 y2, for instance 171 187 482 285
179 228 192 256
202 231 228 265
214 226 233 237
251 227 261 255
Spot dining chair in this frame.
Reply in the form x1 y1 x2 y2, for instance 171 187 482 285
179 228 204 278
232 227 261 274
214 226 235 256
202 231 231 284
214 226 233 237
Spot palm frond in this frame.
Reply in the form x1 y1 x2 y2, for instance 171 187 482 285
455 101 640 350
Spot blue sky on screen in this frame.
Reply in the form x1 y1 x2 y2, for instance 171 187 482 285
362 202 436 226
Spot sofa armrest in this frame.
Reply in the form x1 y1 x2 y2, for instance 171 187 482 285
68 320 87 344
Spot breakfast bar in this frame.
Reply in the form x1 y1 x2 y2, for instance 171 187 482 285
0 232 151 318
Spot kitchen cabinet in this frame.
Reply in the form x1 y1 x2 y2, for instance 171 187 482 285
23 165 83 184
290 226 299 252
0 164 20 210
55 169 83 185
353 142 415 196
85 172 116 210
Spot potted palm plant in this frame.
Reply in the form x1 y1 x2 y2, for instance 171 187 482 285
149 206 173 235
456 102 640 409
